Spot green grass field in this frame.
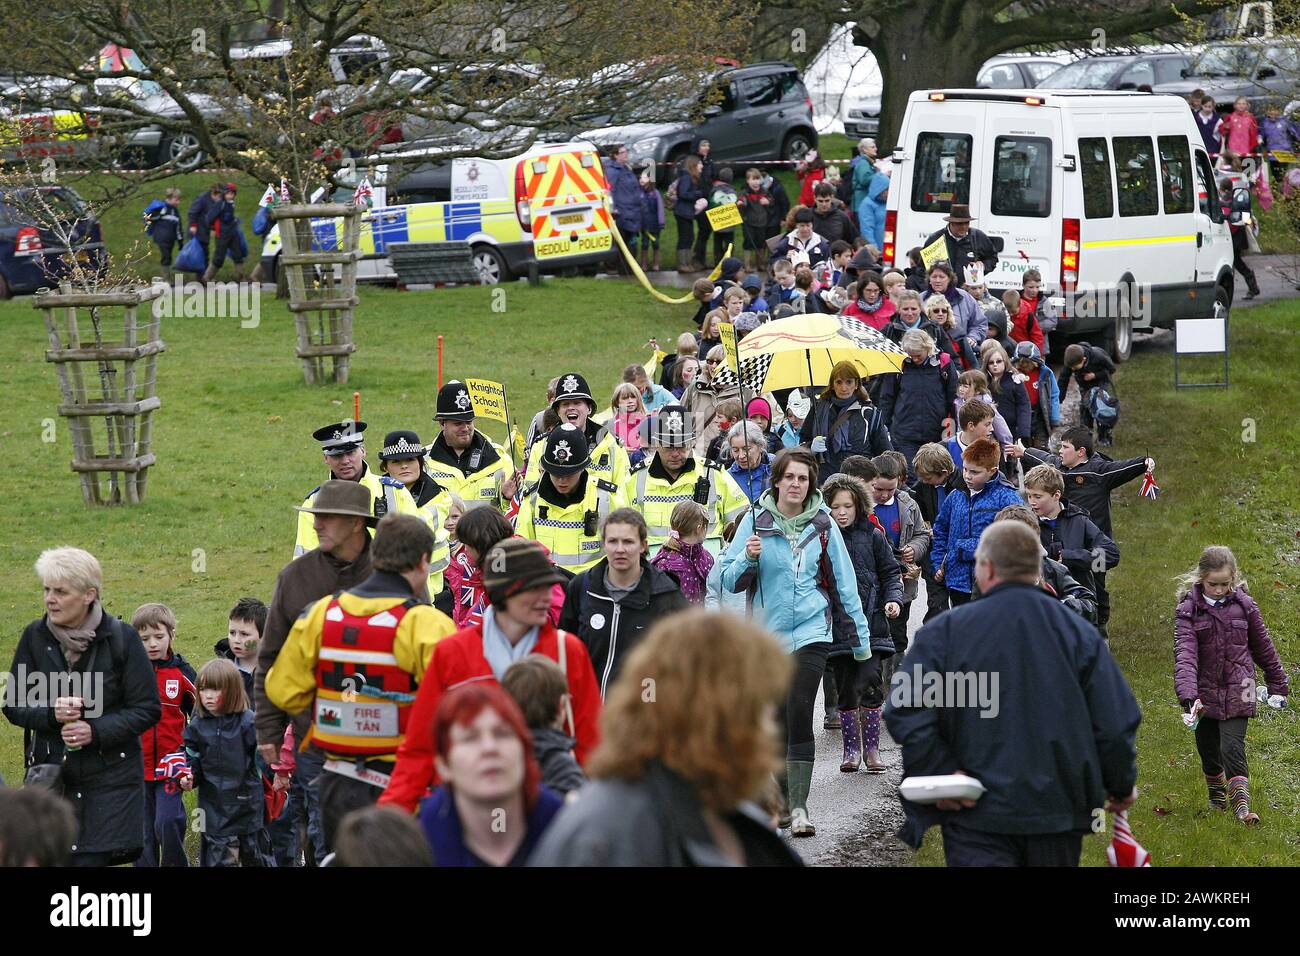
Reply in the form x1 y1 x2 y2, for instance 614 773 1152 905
3 134 1297 866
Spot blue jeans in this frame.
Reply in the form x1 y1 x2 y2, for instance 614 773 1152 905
134 779 188 867
296 746 328 865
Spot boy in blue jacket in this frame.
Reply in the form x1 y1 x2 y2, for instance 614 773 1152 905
930 438 1023 608
143 187 182 282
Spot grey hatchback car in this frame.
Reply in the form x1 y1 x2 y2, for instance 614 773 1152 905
580 61 818 183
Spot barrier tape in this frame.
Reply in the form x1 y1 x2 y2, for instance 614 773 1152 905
608 211 732 304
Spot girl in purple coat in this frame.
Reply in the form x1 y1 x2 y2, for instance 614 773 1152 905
1174 546 1289 826
649 501 714 604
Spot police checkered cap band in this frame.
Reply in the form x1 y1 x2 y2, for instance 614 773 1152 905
381 437 424 458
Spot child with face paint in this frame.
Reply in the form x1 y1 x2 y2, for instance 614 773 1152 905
181 659 270 867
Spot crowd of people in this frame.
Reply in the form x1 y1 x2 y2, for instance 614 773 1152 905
3 135 1292 871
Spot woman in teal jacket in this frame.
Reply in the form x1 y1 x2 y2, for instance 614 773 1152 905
721 447 870 838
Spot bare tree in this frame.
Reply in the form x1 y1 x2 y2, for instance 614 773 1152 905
0 0 750 198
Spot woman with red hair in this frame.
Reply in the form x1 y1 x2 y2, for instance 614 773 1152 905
419 683 563 866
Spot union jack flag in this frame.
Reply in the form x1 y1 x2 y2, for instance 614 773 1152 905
279 177 290 203
352 176 373 209
155 749 191 794
1140 469 1159 500
1106 809 1152 867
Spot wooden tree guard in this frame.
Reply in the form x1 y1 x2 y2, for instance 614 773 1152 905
271 203 362 384
36 284 166 505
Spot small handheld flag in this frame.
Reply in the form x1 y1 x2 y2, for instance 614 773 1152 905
156 749 191 794
258 183 277 208
1140 468 1159 500
352 176 373 209
279 177 290 203
1106 809 1152 867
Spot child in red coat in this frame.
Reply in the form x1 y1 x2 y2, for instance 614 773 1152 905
132 603 197 867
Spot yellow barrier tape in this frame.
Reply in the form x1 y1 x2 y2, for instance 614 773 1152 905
608 215 732 304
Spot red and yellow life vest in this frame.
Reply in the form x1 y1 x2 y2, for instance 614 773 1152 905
312 596 420 758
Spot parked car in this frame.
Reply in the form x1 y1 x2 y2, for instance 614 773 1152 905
1037 51 1194 91
0 186 107 298
579 61 818 184
1153 39 1300 111
844 93 881 138
978 54 1074 89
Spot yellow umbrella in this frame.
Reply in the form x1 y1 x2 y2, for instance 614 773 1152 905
734 313 907 393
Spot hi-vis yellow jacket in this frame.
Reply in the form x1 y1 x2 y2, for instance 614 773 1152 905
266 576 456 764
624 454 750 548
525 422 630 489
294 465 421 558
425 431 513 511
514 474 627 573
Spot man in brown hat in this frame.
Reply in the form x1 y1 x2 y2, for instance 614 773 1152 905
924 203 999 289
256 479 376 864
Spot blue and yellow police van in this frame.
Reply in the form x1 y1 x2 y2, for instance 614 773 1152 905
259 141 617 286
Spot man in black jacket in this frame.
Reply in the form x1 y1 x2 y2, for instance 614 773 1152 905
924 204 998 288
186 181 225 273
557 508 688 699
991 504 1098 624
885 521 1140 867
811 182 858 246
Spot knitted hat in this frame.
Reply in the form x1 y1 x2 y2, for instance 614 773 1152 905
719 256 744 281
482 538 566 605
746 397 772 421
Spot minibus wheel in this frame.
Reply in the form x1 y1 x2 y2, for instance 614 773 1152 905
1106 280 1135 363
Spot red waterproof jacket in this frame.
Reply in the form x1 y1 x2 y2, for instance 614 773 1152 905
378 620 602 812
140 653 197 780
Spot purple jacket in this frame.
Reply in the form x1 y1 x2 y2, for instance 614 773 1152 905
1174 585 1288 720
1259 116 1300 153
650 537 714 604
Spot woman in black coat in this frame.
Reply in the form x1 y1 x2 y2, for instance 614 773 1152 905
822 475 903 774
4 548 161 866
672 155 708 273
799 359 892 485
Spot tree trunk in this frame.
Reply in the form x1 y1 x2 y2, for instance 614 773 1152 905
855 6 987 150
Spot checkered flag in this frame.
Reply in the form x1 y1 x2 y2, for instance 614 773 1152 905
710 353 773 395
837 315 909 357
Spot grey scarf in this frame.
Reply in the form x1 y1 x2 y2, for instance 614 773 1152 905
47 601 103 667
480 606 540 681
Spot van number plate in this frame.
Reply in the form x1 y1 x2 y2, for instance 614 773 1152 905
555 212 584 225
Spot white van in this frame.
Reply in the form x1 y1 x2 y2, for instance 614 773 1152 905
883 89 1236 361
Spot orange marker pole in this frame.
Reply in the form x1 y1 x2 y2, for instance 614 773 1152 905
353 391 361 422
437 335 444 389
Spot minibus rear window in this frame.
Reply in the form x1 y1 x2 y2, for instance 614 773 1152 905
990 136 1051 217
1113 136 1159 217
1079 138 1113 219
1157 136 1194 214
911 132 972 214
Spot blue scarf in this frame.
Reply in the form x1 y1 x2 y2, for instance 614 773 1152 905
480 606 539 680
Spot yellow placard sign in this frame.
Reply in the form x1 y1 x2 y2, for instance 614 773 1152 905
465 378 509 424
706 202 743 231
920 234 950 270
1271 149 1297 165
719 322 739 373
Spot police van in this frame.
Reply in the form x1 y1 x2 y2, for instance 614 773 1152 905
259 141 616 286
883 90 1236 361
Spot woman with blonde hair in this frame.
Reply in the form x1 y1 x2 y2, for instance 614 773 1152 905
530 609 802 865
4 547 160 866
980 340 1032 445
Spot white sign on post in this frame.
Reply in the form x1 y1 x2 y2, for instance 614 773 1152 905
1175 318 1226 354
